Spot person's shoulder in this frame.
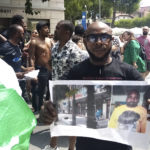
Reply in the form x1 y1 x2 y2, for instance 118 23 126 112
72 58 89 69
137 106 147 113
130 39 137 44
137 35 143 40
114 59 134 69
45 37 54 47
0 41 11 49
45 37 52 43
131 40 140 45
69 58 89 71
114 105 126 111
1 29 8 38
69 40 80 49
62 59 89 80
112 59 143 80
30 37 39 45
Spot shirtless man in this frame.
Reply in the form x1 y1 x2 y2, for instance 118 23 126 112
29 21 53 111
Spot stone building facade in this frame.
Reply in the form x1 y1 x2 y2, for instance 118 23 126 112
0 0 65 33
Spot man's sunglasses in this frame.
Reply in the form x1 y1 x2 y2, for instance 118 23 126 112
86 34 112 43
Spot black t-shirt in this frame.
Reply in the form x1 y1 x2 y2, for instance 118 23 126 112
62 58 143 81
0 41 22 72
76 137 132 150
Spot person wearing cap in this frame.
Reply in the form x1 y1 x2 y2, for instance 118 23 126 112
137 26 150 77
29 21 53 112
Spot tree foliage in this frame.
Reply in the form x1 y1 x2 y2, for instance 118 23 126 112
25 0 140 26
65 0 112 22
111 0 141 27
115 14 150 28
25 0 49 15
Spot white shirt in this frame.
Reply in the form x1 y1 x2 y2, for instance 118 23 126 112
0 59 22 95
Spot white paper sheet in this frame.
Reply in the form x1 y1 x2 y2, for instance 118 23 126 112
24 70 39 79
49 81 150 150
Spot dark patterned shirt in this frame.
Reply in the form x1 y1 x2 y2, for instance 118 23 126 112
52 39 88 80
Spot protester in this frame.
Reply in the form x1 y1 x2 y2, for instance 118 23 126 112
62 23 143 80
74 24 85 37
122 31 146 77
29 21 53 112
43 20 88 150
109 89 147 133
0 24 33 76
72 35 85 50
52 20 88 80
41 21 144 150
111 36 121 60
23 23 31 44
137 26 150 77
0 24 34 102
73 24 86 50
31 29 39 38
0 15 25 45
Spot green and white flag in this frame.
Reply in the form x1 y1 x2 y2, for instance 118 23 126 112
0 85 37 150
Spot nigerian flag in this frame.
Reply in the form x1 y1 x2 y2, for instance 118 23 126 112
0 85 37 150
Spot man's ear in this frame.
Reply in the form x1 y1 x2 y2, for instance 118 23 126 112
83 36 87 46
112 36 114 41
66 30 71 38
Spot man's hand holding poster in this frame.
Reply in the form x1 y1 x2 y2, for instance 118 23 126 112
49 81 150 150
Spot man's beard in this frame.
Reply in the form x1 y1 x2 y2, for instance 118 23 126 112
87 48 111 63
143 31 148 35
126 102 138 107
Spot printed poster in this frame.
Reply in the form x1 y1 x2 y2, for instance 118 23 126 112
49 81 150 150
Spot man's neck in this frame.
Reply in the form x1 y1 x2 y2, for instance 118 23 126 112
39 34 46 41
90 56 112 66
58 38 70 51
143 35 148 38
8 39 18 46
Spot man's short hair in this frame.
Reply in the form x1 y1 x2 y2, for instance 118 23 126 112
7 24 21 39
72 35 82 44
11 15 24 25
58 20 74 37
36 21 49 33
127 89 140 100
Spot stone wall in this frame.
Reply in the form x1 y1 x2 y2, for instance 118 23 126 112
0 0 65 33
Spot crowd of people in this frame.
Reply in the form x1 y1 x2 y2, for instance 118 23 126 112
0 14 150 150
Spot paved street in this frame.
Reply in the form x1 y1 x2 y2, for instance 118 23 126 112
28 103 71 150
29 114 70 150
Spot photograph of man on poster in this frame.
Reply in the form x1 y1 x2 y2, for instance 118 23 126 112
109 88 147 133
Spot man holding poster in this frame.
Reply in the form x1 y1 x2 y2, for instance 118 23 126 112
109 89 147 133
41 22 145 150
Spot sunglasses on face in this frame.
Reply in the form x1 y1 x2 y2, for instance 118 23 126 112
86 34 112 43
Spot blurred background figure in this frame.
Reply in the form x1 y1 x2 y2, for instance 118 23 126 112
137 26 150 78
122 31 146 77
111 36 121 61
72 24 86 50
